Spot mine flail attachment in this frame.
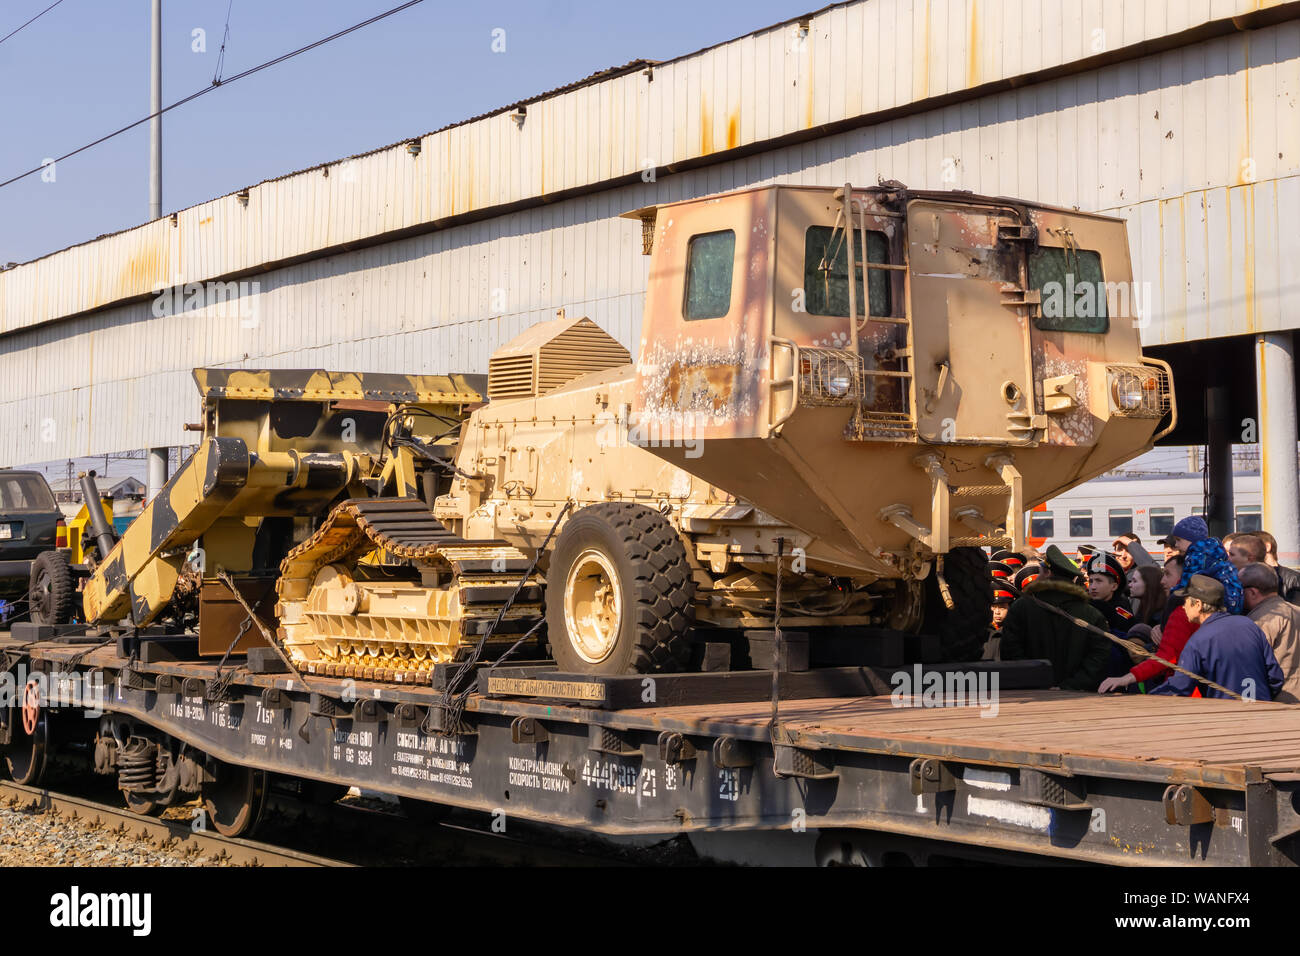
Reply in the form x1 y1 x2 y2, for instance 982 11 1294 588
276 498 544 683
546 502 694 675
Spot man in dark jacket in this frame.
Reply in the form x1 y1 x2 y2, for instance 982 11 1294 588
1256 531 1300 605
1151 575 1284 701
1000 546 1111 691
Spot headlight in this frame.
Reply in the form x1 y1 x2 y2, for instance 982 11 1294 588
1106 364 1170 418
826 372 853 397
1111 374 1144 411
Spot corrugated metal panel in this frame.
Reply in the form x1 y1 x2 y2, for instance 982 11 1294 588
0 0 1284 334
2 5 1299 464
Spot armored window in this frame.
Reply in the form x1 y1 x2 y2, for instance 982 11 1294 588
1149 507 1175 537
1030 511 1054 538
683 230 736 320
1029 247 1109 334
1068 509 1093 538
1235 505 1262 533
804 226 891 319
1108 508 1133 537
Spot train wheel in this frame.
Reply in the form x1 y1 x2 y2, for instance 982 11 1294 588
121 789 165 817
4 680 49 786
202 762 269 838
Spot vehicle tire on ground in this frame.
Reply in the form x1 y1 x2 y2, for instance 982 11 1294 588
546 503 694 675
922 546 993 661
28 550 74 626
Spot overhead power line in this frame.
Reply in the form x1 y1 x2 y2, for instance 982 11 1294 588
0 0 69 48
0 0 425 192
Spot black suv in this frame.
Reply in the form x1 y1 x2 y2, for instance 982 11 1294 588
0 470 66 616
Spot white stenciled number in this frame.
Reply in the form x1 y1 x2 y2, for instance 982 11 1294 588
718 768 739 802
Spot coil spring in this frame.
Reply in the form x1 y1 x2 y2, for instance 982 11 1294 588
117 738 157 791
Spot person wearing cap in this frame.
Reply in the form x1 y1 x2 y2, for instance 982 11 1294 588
989 549 1026 573
990 578 1019 631
1157 515 1209 559
1241 562 1300 703
999 546 1111 691
1012 562 1042 591
1161 517 1245 615
1149 575 1283 701
1084 552 1133 635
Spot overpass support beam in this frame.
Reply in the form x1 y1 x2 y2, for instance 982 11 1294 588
1205 383 1234 540
1256 332 1300 564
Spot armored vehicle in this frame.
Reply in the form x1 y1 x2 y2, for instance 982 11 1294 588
73 184 1175 679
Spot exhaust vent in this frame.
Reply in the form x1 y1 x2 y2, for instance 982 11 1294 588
487 315 631 401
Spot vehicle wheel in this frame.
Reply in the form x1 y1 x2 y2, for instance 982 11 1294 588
202 762 269 838
29 550 73 625
4 680 49 786
546 503 694 675
922 547 993 661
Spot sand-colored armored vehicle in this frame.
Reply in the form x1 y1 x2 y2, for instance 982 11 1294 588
73 183 1173 680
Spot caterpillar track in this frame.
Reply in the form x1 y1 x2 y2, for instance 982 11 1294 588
275 498 543 683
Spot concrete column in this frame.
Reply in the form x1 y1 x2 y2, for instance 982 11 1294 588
147 447 169 500
1257 332 1300 564
1205 384 1234 540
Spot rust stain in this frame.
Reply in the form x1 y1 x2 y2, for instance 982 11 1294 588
967 0 979 89
664 362 738 413
1244 184 1256 332
919 0 931 101
701 98 713 155
727 111 739 151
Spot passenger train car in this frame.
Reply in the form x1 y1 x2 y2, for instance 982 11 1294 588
1026 472 1262 559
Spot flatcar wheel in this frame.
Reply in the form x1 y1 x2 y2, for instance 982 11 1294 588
4 680 49 786
202 762 269 838
121 789 165 817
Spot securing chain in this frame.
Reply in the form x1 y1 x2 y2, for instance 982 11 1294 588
436 500 575 735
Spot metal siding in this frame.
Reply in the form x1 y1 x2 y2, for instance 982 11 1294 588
3 3 1300 463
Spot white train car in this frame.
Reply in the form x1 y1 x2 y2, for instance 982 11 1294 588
1026 473 1263 559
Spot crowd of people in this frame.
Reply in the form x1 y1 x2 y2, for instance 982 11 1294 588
984 517 1300 702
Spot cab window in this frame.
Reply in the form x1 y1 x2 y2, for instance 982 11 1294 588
683 230 736 320
1029 246 1108 333
804 226 891 318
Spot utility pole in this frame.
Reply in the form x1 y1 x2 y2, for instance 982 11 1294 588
147 0 169 499
149 0 162 221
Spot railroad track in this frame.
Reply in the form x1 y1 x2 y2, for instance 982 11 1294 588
0 778 639 866
0 780 349 867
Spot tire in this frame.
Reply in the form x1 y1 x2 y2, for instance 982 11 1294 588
922 547 993 661
29 550 73 625
546 503 694 675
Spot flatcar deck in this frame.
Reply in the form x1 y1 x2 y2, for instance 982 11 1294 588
5 634 1300 865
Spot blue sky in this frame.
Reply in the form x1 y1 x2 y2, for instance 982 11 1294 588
0 0 805 266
